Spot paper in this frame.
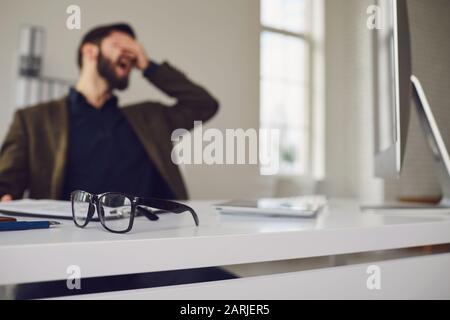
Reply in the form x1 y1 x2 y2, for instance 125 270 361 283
0 199 73 219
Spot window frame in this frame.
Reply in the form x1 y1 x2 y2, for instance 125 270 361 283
259 0 322 178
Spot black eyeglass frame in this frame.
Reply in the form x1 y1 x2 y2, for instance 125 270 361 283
70 190 199 234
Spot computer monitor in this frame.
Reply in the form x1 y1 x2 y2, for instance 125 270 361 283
372 0 450 206
374 0 412 179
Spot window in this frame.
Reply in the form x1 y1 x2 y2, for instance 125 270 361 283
260 0 313 176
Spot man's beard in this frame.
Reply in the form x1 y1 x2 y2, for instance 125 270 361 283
97 51 129 91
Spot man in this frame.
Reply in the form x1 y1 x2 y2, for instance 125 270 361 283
0 23 234 299
0 23 218 202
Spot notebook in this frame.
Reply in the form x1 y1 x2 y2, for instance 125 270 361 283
214 196 327 219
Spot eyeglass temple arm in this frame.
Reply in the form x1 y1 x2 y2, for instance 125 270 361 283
136 206 159 221
138 198 199 226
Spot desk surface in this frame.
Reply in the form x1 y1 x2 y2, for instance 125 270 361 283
1 199 450 286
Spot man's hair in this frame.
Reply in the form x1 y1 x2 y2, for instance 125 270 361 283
77 23 136 69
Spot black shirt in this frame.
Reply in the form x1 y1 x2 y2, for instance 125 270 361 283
62 69 172 200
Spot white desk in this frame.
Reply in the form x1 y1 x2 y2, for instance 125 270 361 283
1 199 450 299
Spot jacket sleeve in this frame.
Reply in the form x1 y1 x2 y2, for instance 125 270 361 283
144 62 219 131
0 110 29 199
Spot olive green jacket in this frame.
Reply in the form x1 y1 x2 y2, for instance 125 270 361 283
0 62 218 200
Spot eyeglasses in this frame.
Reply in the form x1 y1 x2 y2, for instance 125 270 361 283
70 190 199 233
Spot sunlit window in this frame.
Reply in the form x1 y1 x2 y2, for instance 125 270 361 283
260 0 311 176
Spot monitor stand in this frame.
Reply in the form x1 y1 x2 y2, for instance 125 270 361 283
362 75 450 210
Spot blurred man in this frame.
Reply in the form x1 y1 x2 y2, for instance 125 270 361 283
0 23 218 202
0 23 233 299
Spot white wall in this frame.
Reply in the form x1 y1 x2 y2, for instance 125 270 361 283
320 0 383 202
0 0 271 200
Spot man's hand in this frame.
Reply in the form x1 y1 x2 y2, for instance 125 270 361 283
111 34 150 71
1 194 12 202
